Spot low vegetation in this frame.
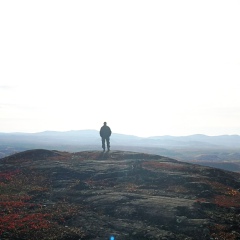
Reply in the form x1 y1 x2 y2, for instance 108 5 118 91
1 150 240 239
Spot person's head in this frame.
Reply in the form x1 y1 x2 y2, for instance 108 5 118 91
104 122 107 126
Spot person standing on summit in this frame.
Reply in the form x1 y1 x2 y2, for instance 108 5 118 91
100 122 112 151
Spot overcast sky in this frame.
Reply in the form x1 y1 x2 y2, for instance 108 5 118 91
0 0 240 137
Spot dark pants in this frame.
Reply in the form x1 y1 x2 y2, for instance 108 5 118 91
102 137 110 150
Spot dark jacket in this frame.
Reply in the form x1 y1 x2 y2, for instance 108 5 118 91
100 126 112 138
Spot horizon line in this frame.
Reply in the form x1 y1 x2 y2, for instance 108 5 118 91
0 129 239 138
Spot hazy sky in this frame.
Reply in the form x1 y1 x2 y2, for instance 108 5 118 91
1 0 240 137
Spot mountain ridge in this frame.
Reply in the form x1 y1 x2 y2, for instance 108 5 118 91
1 131 240 173
1 130 240 147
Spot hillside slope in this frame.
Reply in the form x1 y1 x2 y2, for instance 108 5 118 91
1 150 240 239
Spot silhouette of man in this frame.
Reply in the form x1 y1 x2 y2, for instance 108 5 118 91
100 122 112 151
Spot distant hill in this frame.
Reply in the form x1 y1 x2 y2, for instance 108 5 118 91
1 149 240 239
1 131 240 172
147 134 240 148
1 130 240 148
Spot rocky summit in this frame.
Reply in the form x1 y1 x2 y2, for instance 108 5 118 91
1 149 240 240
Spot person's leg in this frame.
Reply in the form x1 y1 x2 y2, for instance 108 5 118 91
102 138 106 151
106 137 110 151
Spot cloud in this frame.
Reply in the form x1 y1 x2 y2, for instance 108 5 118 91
0 85 13 90
0 103 17 109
